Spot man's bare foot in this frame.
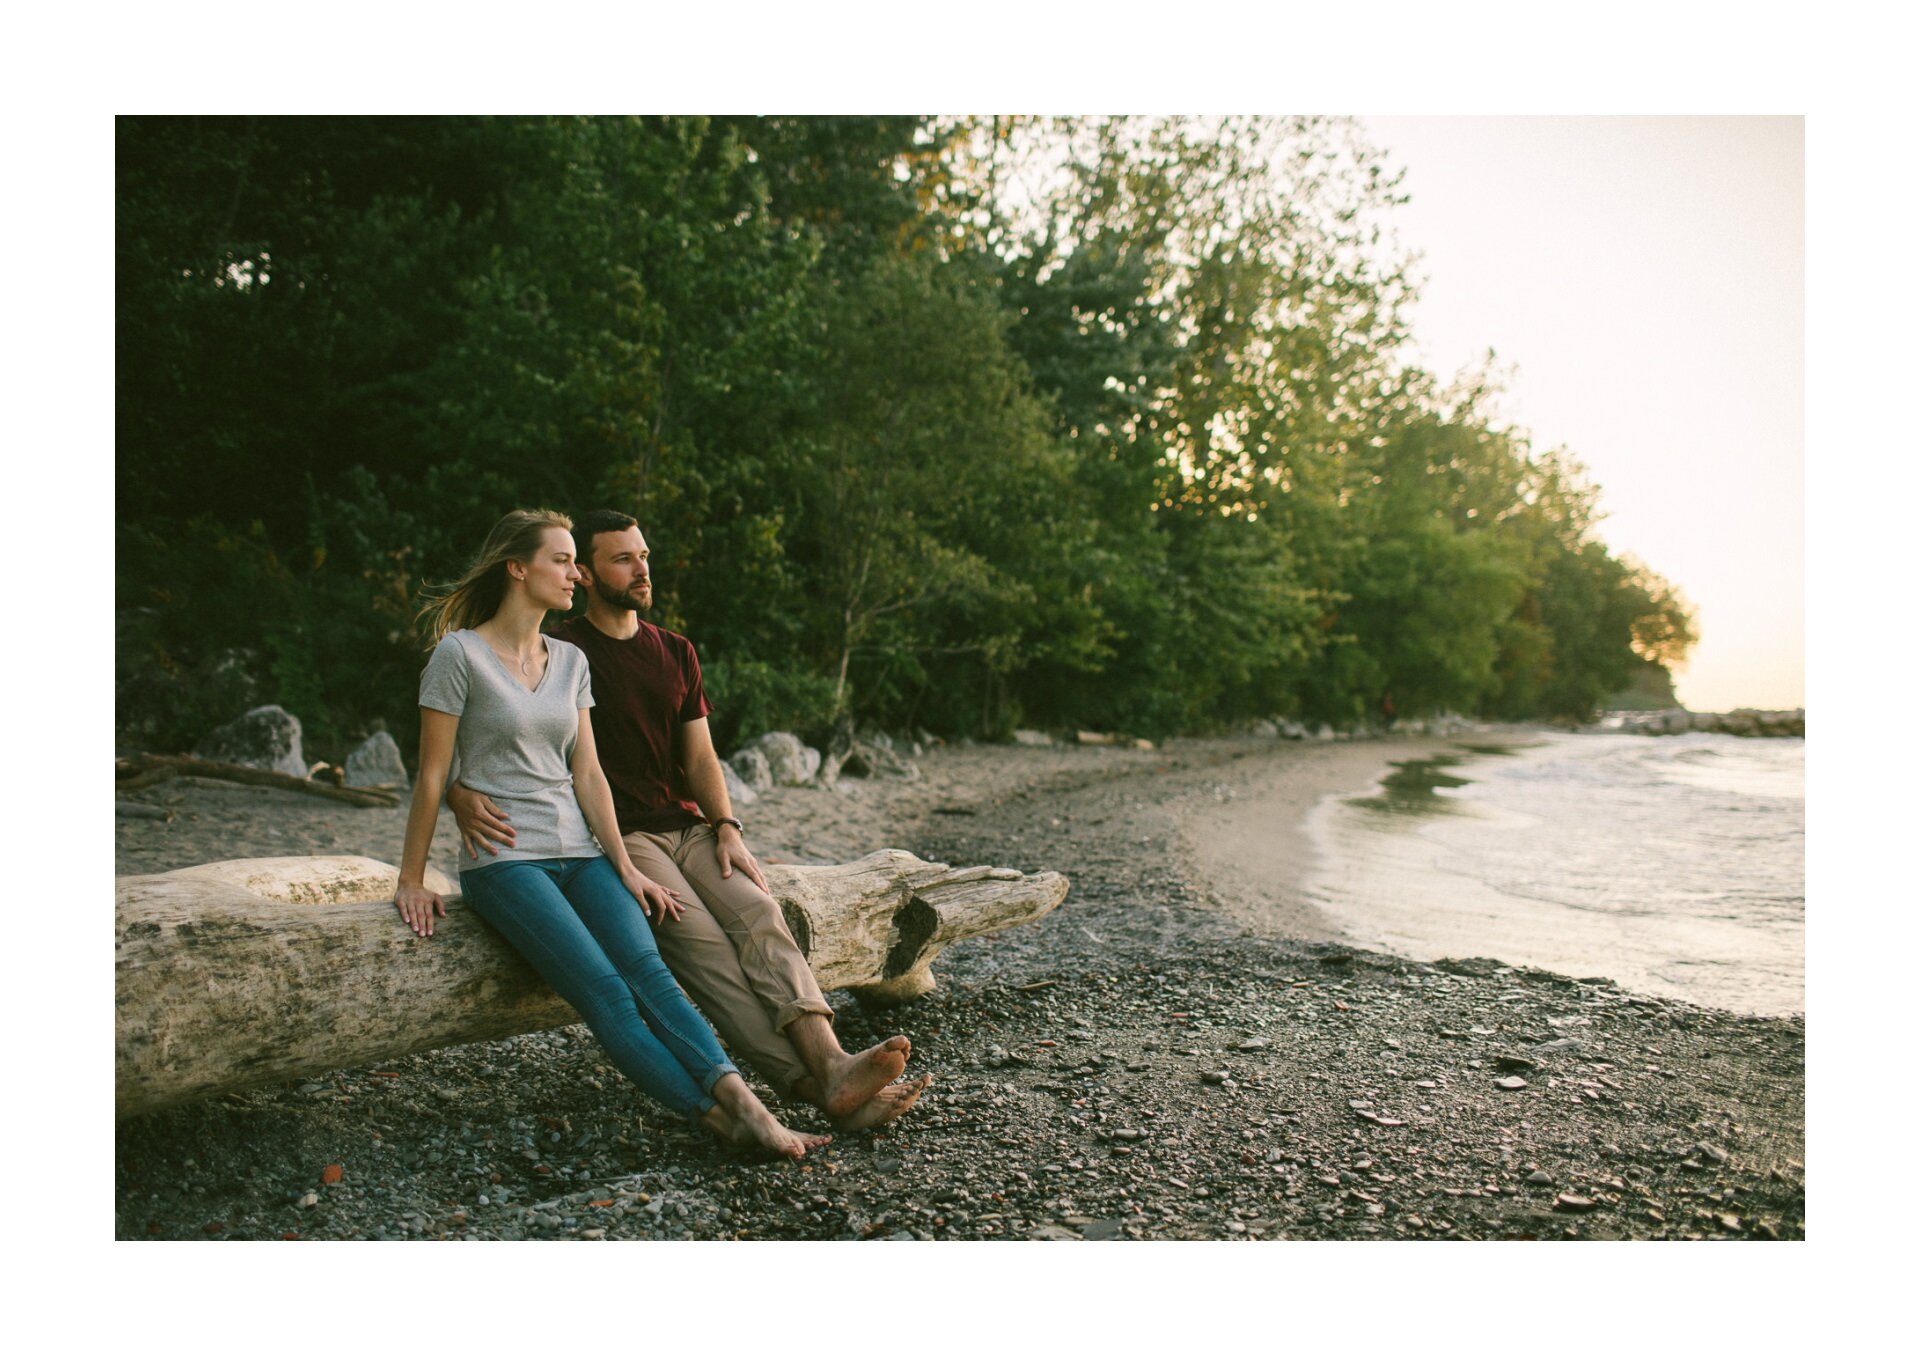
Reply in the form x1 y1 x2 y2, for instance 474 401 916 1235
830 1073 933 1132
823 1038 911 1118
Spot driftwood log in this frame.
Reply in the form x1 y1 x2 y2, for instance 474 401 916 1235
116 851 1069 1118
116 754 402 807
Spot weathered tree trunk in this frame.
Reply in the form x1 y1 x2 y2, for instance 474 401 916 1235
116 851 1068 1119
116 754 401 806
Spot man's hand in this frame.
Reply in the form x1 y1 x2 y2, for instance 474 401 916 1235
448 782 515 858
714 825 769 893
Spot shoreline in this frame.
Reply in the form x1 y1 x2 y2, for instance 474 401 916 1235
115 730 1806 1240
1177 729 1803 1020
1170 732 1522 945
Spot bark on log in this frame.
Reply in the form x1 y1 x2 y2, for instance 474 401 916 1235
116 851 1068 1118
116 755 401 807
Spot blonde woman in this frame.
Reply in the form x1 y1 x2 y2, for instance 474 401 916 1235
394 509 827 1160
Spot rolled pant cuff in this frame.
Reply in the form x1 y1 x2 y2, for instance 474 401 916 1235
701 1061 741 1098
773 999 835 1031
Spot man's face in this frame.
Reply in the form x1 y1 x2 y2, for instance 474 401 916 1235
584 525 652 612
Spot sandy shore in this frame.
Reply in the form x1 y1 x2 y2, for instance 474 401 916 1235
1169 732 1516 941
115 730 1806 1241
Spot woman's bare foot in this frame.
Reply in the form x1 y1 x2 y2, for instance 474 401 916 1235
706 1074 832 1160
830 1073 933 1132
725 1101 832 1160
822 1036 911 1118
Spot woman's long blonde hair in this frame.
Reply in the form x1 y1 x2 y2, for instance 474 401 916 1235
417 508 573 647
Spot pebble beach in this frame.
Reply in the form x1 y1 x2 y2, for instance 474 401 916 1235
114 731 1806 1241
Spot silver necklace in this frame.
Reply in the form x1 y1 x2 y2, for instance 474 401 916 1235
483 635 538 674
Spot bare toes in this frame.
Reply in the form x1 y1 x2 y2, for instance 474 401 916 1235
826 1044 910 1117
830 1074 933 1131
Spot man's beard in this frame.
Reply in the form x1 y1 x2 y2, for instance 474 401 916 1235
593 577 650 613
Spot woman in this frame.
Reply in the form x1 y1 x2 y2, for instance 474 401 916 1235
394 508 828 1160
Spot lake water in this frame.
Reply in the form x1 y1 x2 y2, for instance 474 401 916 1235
1302 731 1805 1016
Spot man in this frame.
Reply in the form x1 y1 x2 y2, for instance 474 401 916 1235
449 510 929 1131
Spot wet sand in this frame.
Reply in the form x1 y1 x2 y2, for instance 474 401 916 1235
1169 733 1521 942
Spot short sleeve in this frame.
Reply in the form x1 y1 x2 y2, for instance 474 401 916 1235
569 644 595 710
678 637 714 723
419 634 470 715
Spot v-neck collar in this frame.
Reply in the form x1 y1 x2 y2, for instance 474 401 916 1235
470 630 552 696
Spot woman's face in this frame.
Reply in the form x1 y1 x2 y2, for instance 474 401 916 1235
516 526 585 612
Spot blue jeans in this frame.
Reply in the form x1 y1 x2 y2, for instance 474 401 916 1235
459 855 739 1120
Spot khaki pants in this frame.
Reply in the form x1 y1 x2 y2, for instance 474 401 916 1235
622 824 831 1095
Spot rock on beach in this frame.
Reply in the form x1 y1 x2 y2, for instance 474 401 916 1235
734 732 820 786
344 731 409 789
193 705 309 779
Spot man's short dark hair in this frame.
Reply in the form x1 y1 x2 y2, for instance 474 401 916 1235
572 509 640 570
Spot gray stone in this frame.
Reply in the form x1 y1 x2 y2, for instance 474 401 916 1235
194 705 308 779
850 730 920 780
1012 729 1054 747
736 732 820 786
1496 1076 1530 1091
1526 1170 1553 1186
821 721 922 785
1028 1224 1081 1240
344 730 409 788
721 761 759 807
727 746 773 792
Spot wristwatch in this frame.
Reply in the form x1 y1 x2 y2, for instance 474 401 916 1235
710 816 744 834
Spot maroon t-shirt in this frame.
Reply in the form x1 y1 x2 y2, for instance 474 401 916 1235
548 616 712 835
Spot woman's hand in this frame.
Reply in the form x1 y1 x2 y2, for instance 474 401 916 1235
622 867 686 923
395 881 447 937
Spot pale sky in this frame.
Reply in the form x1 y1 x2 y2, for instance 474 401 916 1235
1361 116 1804 712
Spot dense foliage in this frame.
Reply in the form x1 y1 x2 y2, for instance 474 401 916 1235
116 115 1695 761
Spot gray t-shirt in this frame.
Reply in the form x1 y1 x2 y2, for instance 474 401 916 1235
419 629 601 863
